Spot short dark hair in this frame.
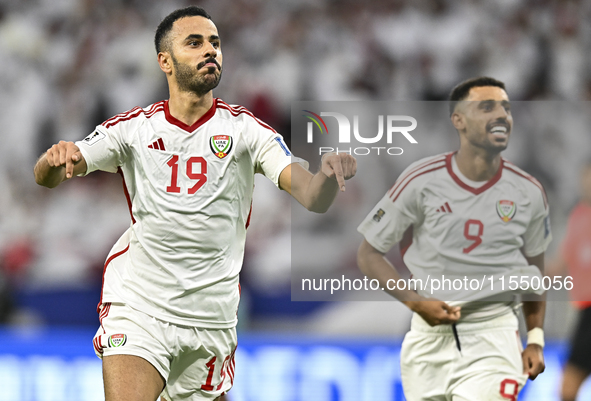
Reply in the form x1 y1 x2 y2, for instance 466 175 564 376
448 77 506 116
155 6 212 54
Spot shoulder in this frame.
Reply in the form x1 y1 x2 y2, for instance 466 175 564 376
215 99 277 134
502 159 548 209
100 101 166 130
388 152 449 201
400 153 449 177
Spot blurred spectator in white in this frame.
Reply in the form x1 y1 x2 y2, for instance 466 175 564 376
546 0 591 100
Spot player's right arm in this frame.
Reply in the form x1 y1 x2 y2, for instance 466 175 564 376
357 239 460 326
357 156 460 326
518 175 552 380
521 252 546 380
34 141 87 188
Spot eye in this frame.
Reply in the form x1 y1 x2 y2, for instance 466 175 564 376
481 102 493 112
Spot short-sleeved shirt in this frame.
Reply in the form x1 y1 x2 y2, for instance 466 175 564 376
358 152 552 320
560 202 591 309
77 98 298 328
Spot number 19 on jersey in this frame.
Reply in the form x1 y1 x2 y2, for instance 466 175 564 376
166 155 208 194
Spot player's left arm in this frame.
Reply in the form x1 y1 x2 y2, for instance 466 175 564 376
522 252 546 380
279 153 357 213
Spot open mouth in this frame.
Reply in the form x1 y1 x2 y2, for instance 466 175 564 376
489 125 509 139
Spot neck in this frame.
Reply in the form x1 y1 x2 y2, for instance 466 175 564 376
167 85 214 127
455 147 501 182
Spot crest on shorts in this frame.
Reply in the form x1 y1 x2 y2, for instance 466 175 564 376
108 334 127 348
496 200 516 222
210 135 233 159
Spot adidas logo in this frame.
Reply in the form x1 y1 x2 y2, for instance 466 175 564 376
436 202 452 213
148 138 166 151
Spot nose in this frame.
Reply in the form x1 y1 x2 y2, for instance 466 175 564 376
203 41 217 58
493 102 510 120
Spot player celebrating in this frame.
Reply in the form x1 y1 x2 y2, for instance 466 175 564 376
357 77 550 400
33 6 356 401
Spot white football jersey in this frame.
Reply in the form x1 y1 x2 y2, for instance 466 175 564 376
77 99 297 328
358 152 552 320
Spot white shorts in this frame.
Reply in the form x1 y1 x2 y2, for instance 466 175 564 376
93 303 237 401
400 311 528 401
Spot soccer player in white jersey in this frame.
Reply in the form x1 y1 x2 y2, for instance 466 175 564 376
357 77 550 400
33 6 356 401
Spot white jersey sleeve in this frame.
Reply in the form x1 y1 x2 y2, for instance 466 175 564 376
76 114 134 175
357 159 429 253
251 131 294 188
520 176 552 257
220 102 306 189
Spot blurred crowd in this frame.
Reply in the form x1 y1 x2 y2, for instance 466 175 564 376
1 0 590 330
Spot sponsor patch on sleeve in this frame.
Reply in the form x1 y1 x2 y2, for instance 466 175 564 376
82 131 106 146
544 215 551 238
274 137 291 156
373 209 386 222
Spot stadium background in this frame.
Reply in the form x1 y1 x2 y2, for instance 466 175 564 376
1 0 590 399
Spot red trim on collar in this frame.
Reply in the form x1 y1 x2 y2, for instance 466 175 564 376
164 98 217 132
445 152 503 195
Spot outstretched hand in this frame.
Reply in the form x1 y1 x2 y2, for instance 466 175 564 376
46 140 83 179
320 153 357 192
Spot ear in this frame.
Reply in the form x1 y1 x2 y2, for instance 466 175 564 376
450 111 465 131
158 52 173 75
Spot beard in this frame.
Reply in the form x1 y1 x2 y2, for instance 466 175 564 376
171 53 222 96
468 134 509 154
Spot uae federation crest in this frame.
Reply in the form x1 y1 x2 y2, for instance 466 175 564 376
496 200 516 222
108 333 127 348
210 135 233 159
